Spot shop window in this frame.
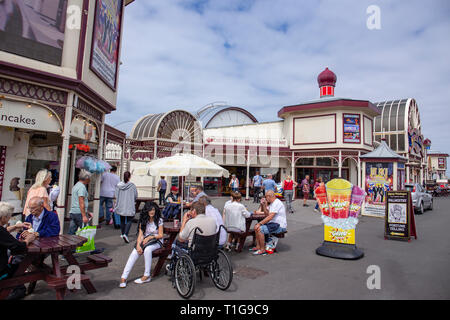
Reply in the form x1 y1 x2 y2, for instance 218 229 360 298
398 133 405 152
375 116 381 132
297 158 314 166
382 104 391 132
342 158 349 167
397 101 406 131
390 134 397 151
390 104 398 131
316 157 337 167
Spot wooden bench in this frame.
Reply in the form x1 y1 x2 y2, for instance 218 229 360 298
228 229 256 253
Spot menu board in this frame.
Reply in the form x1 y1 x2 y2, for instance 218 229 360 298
385 191 413 240
363 162 393 218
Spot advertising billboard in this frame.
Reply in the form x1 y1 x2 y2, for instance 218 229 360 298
343 114 361 143
0 0 67 65
90 0 123 89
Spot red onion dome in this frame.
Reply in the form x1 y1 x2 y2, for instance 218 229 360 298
317 67 337 87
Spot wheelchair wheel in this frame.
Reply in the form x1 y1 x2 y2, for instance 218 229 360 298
210 249 233 290
174 254 196 299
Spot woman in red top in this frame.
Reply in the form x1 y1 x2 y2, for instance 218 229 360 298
282 175 298 214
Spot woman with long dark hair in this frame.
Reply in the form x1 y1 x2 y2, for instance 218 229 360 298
114 171 138 243
119 201 164 287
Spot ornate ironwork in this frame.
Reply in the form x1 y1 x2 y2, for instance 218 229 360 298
0 77 68 104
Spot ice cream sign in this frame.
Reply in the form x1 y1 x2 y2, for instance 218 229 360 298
316 178 366 245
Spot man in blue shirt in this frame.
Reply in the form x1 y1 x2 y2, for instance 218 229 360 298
262 174 277 196
251 171 263 203
68 170 91 235
21 197 60 239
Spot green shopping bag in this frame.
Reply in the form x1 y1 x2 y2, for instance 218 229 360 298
75 224 97 253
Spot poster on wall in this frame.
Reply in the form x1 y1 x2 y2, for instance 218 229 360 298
90 0 123 89
343 114 361 143
363 162 393 217
0 0 67 65
438 158 445 169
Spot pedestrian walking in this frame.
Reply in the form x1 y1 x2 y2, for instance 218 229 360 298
282 175 297 214
157 176 167 206
251 171 263 203
99 166 120 226
300 175 311 207
313 177 323 212
115 171 138 244
68 170 92 235
262 174 277 195
229 174 239 192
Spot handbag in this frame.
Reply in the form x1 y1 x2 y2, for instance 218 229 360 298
135 235 162 251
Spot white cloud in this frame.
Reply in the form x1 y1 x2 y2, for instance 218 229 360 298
110 0 450 174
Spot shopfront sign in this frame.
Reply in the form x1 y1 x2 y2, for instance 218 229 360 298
438 158 445 169
204 136 288 147
0 100 61 132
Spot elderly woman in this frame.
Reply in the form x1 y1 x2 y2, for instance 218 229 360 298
23 169 52 216
0 202 36 281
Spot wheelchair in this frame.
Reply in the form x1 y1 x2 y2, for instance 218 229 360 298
166 226 233 299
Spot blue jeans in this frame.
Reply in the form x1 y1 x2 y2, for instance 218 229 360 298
68 213 83 235
260 222 286 235
162 203 180 219
159 190 166 205
99 197 114 221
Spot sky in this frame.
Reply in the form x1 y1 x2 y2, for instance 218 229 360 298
108 0 450 175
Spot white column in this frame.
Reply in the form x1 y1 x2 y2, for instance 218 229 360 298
406 165 410 183
92 119 105 226
291 152 295 200
66 146 77 219
393 162 398 191
120 138 125 177
338 150 342 177
246 149 250 200
357 151 361 188
56 95 74 234
420 167 424 184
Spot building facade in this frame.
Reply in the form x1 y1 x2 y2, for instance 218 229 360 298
0 0 135 231
110 67 427 198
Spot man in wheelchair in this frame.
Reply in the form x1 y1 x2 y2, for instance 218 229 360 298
166 201 233 298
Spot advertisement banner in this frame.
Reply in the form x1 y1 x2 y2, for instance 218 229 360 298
0 0 67 65
385 191 413 240
363 162 393 218
343 114 361 143
90 0 123 89
324 225 355 245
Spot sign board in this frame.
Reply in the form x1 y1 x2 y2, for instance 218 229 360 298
385 191 417 241
324 225 355 245
70 118 98 143
363 162 393 218
0 146 6 200
0 100 62 132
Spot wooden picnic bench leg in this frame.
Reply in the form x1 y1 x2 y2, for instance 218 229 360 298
151 253 168 278
236 234 246 253
27 256 46 295
63 252 97 294
0 255 34 300
55 288 66 300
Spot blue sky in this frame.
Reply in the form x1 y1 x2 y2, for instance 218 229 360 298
109 0 450 174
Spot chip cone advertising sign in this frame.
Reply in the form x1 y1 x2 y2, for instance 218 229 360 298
316 179 365 260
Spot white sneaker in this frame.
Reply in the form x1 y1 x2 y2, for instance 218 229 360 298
123 235 130 243
119 281 127 288
134 277 151 284
120 234 124 239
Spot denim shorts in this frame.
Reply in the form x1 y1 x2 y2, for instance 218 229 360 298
260 222 286 235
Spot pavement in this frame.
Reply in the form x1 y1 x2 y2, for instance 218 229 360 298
24 196 450 300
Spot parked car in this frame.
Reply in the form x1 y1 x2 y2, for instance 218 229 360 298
405 183 433 214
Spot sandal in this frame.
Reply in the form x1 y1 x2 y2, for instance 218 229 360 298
253 250 267 256
249 247 258 252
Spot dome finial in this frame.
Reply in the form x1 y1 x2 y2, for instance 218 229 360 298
317 67 337 98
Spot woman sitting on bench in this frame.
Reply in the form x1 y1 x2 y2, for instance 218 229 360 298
119 201 163 288
223 192 251 251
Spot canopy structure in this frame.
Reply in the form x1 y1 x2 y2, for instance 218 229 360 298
132 153 229 218
360 140 407 161
133 153 230 178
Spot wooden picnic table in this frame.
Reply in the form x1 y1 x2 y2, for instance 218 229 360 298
231 212 266 253
151 221 180 277
0 235 112 300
